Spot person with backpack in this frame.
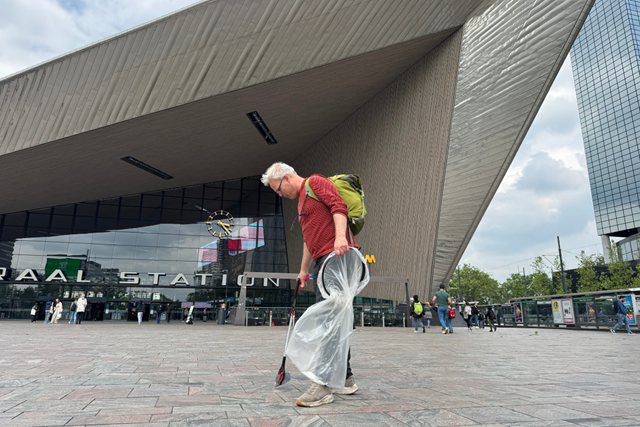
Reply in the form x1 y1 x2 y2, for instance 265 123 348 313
486 307 497 332
432 284 453 334
471 303 480 328
262 162 362 408
411 295 426 333
68 298 78 324
611 295 634 335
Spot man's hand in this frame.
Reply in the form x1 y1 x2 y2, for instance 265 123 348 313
297 271 309 289
334 236 349 256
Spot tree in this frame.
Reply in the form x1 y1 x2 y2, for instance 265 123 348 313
575 251 601 292
528 257 554 296
551 256 572 294
447 264 500 304
601 242 635 290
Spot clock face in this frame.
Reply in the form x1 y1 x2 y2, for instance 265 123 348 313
205 210 235 237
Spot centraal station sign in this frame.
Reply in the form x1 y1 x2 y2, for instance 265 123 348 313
0 268 286 287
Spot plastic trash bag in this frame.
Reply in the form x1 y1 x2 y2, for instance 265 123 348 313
286 248 369 389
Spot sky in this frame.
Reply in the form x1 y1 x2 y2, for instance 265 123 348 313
0 0 604 281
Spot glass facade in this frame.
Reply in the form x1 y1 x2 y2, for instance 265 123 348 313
0 176 297 320
571 0 640 238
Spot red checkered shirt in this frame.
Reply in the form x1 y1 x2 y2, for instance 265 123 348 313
297 175 357 260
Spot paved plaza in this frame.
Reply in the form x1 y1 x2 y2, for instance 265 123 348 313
0 321 639 427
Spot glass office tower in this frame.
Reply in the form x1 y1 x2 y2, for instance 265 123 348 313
571 0 640 255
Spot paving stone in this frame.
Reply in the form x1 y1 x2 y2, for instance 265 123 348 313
320 412 409 426
84 397 158 410
248 415 330 427
1 323 640 426
64 388 133 401
449 407 541 424
388 408 479 426
507 404 597 421
67 413 151 425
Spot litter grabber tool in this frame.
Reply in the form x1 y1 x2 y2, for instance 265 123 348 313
275 275 308 387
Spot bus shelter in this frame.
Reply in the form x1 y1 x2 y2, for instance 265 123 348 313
481 288 640 331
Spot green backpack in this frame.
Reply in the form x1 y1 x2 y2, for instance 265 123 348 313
414 302 423 316
304 174 367 235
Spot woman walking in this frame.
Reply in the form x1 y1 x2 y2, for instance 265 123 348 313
30 303 38 322
423 302 432 328
76 294 87 324
51 299 63 324
463 302 472 331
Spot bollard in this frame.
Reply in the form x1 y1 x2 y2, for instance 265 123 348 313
245 311 248 327
269 311 272 327
382 313 385 328
403 313 406 328
361 312 364 328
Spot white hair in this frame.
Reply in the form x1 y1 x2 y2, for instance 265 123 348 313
261 162 297 186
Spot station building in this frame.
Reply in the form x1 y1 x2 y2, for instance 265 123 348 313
0 0 593 320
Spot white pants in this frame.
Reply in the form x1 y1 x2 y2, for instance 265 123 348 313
138 312 143 324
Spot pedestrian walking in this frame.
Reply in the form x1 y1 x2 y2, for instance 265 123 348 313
165 303 171 323
137 301 145 324
464 302 472 331
486 307 497 332
611 295 634 335
68 298 78 324
423 302 432 328
51 299 63 324
432 284 452 334
471 303 480 328
30 303 38 322
262 162 359 407
186 305 194 325
76 294 87 324
156 304 163 324
411 295 426 333
478 311 485 329
44 300 53 324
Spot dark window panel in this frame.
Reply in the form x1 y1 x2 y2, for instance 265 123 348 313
53 205 75 215
98 204 119 218
25 227 49 239
140 208 162 222
141 195 163 208
184 186 203 199
96 217 118 231
162 198 183 210
119 206 140 220
76 203 97 217
28 214 50 228
51 215 73 230
161 209 182 224
2 226 24 241
74 217 96 233
121 195 141 207
4 213 27 227
204 187 222 200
